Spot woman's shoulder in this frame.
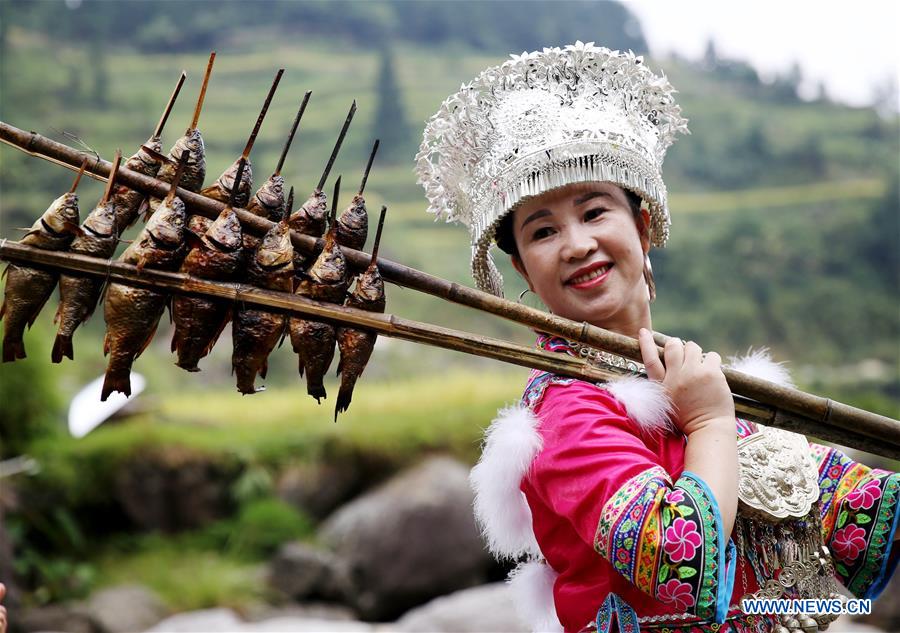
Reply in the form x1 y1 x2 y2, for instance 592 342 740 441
524 369 675 439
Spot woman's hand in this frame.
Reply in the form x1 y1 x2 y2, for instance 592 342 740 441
0 582 7 633
638 329 735 435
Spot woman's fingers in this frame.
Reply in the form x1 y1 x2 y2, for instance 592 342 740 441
683 340 703 365
663 336 685 379
639 328 666 381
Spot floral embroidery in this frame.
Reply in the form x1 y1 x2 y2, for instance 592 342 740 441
845 479 882 511
664 518 702 562
657 578 696 611
832 524 867 561
665 489 685 505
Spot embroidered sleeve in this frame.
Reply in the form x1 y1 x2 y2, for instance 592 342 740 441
810 442 900 599
527 380 734 622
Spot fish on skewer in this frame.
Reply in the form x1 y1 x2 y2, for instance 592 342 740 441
113 71 187 233
335 206 387 420
171 159 246 372
290 177 350 402
1 161 87 362
200 69 284 208
335 139 379 251
52 151 124 363
246 90 312 224
148 51 216 217
288 100 357 238
232 218 295 394
101 152 190 401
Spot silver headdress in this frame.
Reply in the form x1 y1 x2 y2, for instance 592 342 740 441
415 41 689 297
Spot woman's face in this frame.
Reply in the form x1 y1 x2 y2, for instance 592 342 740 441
510 182 652 336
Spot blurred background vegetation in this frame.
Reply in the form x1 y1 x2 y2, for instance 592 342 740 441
0 0 897 616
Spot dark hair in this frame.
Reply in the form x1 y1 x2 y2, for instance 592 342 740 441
494 186 644 257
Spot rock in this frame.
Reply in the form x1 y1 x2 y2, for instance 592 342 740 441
242 617 374 632
393 583 527 632
86 584 167 633
114 446 238 531
244 602 358 622
17 602 97 633
321 456 492 620
267 542 351 601
143 608 243 632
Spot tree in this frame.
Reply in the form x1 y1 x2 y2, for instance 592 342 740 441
371 45 413 165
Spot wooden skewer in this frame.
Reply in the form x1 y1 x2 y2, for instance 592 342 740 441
275 91 311 177
154 71 187 140
189 52 216 133
317 100 356 192
1 122 897 448
165 151 190 204
330 175 341 225
286 186 294 213
69 158 88 193
100 150 122 204
242 69 284 160
369 205 387 266
228 158 247 209
0 238 897 459
358 139 380 196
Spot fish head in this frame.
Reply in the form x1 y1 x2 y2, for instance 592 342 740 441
132 137 164 170
207 207 243 252
356 267 385 302
338 194 367 229
309 231 347 284
42 192 80 233
84 201 118 237
255 175 285 211
220 157 253 194
172 129 205 164
147 197 186 247
256 220 294 269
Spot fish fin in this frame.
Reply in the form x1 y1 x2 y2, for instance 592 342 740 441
140 199 152 223
297 356 305 378
135 325 158 360
0 298 5 323
18 229 43 239
2 337 26 362
51 334 74 363
101 368 131 401
103 332 110 357
170 329 178 353
308 383 326 403
260 360 268 380
203 316 230 357
335 357 343 377
116 238 134 245
62 221 85 238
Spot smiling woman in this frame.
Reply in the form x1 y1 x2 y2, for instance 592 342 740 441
415 42 900 633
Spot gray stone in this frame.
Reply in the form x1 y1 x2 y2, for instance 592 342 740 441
393 583 527 632
267 542 350 601
87 584 167 633
321 456 492 620
276 461 362 520
142 608 242 632
17 602 97 633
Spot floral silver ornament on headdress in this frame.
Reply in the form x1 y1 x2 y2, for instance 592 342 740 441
415 41 689 297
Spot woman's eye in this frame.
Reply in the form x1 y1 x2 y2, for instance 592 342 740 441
584 208 607 221
532 227 554 241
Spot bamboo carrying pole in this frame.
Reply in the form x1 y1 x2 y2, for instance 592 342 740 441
1 238 896 459
0 121 897 448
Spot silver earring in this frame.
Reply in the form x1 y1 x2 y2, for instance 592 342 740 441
517 288 532 303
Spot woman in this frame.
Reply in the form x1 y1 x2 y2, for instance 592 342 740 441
416 42 899 632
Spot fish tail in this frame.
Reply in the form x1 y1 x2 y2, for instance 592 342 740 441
51 333 74 363
175 357 201 372
101 361 132 401
235 365 259 395
307 378 326 403
334 383 354 421
2 336 25 363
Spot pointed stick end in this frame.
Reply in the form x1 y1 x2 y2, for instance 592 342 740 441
101 149 123 203
70 158 89 193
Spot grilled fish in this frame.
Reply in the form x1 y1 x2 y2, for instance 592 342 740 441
290 192 349 402
102 161 189 400
335 206 386 419
53 152 124 363
232 220 294 394
172 206 243 372
111 138 164 233
1 189 81 362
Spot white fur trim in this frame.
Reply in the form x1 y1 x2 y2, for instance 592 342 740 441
470 404 543 558
604 374 675 436
727 347 794 388
508 560 563 633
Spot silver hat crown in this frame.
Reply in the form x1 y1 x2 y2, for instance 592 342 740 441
415 41 689 297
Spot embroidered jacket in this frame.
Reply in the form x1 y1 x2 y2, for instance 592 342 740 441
470 337 900 633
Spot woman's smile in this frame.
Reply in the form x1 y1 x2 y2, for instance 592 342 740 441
565 261 614 289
